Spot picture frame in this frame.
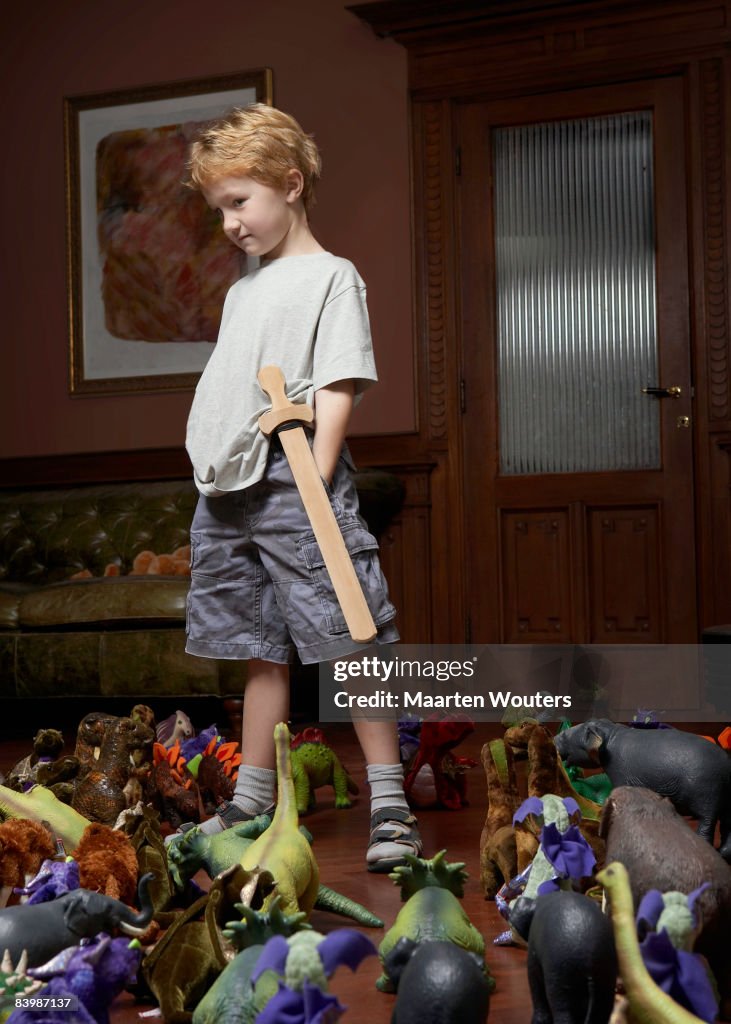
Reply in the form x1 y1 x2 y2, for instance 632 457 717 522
65 68 273 396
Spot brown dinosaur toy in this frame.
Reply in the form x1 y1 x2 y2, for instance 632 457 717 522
5 729 76 794
479 721 605 898
505 720 605 861
196 753 236 814
73 712 118 778
147 750 202 830
479 738 536 898
72 716 155 825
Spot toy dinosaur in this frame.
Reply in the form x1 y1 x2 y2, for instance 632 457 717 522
156 709 195 748
376 850 493 993
0 783 90 852
166 816 384 928
0 951 44 1020
148 744 202 828
192 897 311 1024
238 722 319 917
598 861 707 1024
635 886 719 1021
479 722 605 899
34 756 81 804
141 867 243 1022
14 859 80 904
387 941 492 1024
513 794 596 903
196 748 238 813
73 712 117 775
4 729 71 793
249 927 377 1024
166 815 274 890
14 935 143 1024
72 715 155 825
505 720 604 830
120 805 178 921
403 713 478 810
504 794 597 948
151 733 241 816
479 738 532 898
290 728 358 814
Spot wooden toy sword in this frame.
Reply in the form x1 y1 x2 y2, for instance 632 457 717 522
257 365 377 644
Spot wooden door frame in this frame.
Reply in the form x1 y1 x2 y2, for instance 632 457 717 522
457 75 696 642
352 0 731 641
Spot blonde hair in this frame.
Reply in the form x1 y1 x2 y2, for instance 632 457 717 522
187 103 322 211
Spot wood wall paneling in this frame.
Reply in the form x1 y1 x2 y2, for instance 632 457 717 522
500 509 572 642
587 506 661 642
373 463 434 643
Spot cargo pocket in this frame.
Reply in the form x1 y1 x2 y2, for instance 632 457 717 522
189 533 200 573
296 519 396 636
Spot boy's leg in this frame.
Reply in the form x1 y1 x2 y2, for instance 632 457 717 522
352 718 422 872
196 658 288 835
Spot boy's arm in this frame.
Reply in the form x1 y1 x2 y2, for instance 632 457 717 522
312 379 355 484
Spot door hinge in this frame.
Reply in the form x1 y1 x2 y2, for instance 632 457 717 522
455 145 462 177
459 378 467 413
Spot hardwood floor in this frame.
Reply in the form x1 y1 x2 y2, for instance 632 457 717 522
0 723 533 1022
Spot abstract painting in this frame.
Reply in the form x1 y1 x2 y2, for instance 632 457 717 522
65 69 272 395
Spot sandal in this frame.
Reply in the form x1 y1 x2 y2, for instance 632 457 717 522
366 807 422 873
164 801 274 845
213 800 274 829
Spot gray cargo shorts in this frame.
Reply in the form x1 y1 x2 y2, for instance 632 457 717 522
185 441 399 665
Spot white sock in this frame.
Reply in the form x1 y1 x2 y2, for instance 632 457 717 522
367 763 410 814
196 765 276 836
366 764 419 867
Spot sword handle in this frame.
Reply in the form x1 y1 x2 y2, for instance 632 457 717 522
258 366 314 435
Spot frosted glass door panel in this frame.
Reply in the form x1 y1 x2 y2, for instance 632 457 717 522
493 112 660 475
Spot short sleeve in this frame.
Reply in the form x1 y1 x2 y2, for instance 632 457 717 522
311 284 378 396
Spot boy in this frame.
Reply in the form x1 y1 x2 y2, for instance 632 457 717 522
183 104 421 871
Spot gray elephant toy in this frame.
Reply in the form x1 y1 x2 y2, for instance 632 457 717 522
555 719 731 860
0 871 154 967
510 890 617 1024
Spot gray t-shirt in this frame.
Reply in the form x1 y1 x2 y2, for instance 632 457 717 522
186 252 377 496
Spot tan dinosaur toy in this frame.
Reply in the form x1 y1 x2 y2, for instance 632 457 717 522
598 861 705 1024
238 722 320 917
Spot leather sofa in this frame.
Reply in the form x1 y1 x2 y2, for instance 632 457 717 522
0 472 403 714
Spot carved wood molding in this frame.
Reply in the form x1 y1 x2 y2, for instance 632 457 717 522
351 0 731 97
348 0 716 42
701 58 730 421
418 101 449 442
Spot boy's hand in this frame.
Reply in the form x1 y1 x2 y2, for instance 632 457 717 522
312 380 355 483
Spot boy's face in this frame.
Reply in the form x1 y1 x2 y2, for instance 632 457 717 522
202 174 297 259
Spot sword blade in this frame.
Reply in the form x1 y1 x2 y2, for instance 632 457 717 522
278 425 377 644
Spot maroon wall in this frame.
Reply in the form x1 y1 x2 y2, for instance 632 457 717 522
0 0 414 459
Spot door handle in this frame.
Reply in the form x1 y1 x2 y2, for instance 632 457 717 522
641 385 682 399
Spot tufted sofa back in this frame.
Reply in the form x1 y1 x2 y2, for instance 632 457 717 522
0 480 198 584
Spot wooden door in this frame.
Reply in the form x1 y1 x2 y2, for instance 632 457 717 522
459 77 697 643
